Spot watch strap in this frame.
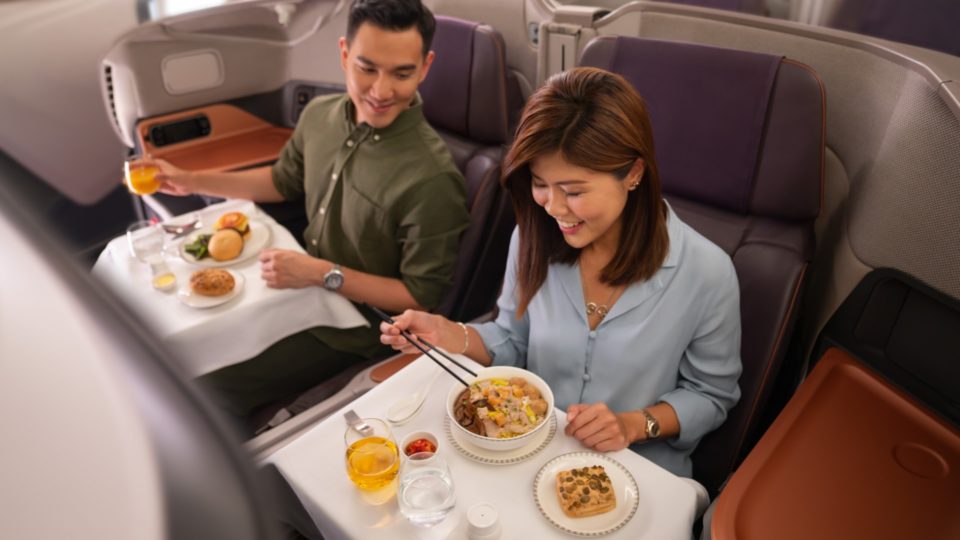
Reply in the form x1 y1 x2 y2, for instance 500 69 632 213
640 408 660 440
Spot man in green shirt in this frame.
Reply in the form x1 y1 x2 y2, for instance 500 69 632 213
153 0 469 417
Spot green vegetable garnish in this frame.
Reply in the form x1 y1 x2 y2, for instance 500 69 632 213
184 233 212 260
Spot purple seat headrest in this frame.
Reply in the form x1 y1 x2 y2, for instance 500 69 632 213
581 36 822 220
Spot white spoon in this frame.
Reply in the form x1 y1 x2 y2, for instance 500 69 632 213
386 370 442 425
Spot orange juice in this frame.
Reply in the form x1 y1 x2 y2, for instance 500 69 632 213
125 164 161 195
345 436 400 490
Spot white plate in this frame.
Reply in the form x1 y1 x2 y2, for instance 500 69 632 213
178 219 272 267
177 270 245 309
533 452 640 537
444 414 556 466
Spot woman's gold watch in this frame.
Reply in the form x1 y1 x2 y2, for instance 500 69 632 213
641 409 661 440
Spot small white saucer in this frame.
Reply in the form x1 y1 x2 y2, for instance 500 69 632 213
444 414 556 466
177 270 244 309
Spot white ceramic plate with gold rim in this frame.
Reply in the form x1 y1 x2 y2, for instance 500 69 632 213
443 414 556 466
533 452 639 537
178 219 271 268
177 270 244 309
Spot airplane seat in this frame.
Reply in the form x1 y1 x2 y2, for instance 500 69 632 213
419 15 523 322
580 36 825 496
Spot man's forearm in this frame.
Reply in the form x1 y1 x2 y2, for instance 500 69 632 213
313 260 425 313
188 166 285 202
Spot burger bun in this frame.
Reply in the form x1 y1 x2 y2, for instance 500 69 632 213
207 229 244 261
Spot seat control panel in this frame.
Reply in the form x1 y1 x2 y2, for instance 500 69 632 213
147 114 211 147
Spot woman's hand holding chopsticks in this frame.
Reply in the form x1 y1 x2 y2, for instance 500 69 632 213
378 309 493 367
378 310 448 355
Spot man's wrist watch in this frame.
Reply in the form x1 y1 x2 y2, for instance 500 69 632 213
640 408 661 440
322 264 344 291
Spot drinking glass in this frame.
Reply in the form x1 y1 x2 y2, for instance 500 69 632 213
126 220 164 265
124 158 161 196
344 418 400 491
398 452 456 527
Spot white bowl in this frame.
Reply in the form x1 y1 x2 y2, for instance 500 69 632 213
446 366 555 451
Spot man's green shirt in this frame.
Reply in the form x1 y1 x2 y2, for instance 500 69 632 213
272 93 469 357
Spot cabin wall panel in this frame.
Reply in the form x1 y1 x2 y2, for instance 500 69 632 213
845 71 960 300
0 0 131 205
123 40 289 120
287 2 348 86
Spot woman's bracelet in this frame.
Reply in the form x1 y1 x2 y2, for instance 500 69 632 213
456 322 469 354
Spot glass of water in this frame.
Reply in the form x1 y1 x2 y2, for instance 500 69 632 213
398 452 456 527
126 220 164 265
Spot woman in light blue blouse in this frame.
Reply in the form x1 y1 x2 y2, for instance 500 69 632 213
381 67 742 477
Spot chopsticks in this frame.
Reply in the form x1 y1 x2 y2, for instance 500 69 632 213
366 304 477 388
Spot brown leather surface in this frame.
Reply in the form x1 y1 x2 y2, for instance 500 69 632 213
713 347 960 540
370 353 420 383
136 104 292 172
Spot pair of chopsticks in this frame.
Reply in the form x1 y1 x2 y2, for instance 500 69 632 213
366 304 476 388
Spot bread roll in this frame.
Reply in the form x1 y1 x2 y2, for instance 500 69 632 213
189 269 235 297
208 229 243 261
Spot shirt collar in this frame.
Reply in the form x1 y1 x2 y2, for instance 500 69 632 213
554 198 683 326
341 92 425 139
661 200 683 269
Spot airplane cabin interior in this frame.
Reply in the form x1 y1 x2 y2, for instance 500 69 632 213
1 1 958 539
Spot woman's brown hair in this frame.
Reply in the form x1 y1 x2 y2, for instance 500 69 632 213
502 67 669 317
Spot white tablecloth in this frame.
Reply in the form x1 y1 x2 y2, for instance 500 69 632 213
267 356 699 540
92 200 368 376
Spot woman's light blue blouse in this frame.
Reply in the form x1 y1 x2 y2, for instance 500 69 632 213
472 205 742 477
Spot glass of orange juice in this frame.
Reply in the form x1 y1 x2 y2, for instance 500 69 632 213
124 158 161 196
344 418 400 491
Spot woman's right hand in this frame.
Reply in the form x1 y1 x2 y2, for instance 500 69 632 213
379 309 451 354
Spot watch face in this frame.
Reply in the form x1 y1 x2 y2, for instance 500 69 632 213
324 270 344 290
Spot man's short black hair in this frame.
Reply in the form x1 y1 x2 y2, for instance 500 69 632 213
346 0 436 56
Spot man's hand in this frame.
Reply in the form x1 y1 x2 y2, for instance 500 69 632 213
153 158 197 196
259 248 324 289
565 403 639 452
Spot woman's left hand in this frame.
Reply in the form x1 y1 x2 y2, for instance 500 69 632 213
564 403 639 452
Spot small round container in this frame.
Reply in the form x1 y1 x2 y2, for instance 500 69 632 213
467 502 501 540
152 271 177 292
400 431 439 461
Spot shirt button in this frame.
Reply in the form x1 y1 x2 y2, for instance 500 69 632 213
320 207 326 215
346 140 354 147
373 134 380 141
582 373 591 382
588 331 597 339
331 173 337 181
311 239 317 246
